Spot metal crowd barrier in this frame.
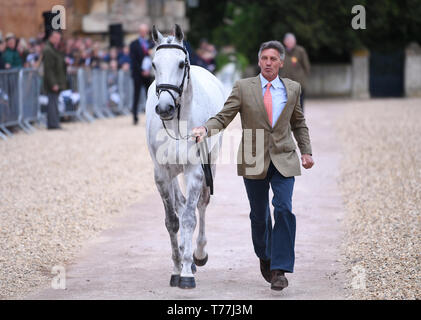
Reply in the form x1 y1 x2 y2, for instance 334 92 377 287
0 67 135 140
0 68 42 139
19 68 43 133
117 70 133 116
77 68 133 121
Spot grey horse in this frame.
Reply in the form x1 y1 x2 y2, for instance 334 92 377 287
145 24 226 289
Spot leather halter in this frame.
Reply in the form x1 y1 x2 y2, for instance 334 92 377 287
154 43 191 140
155 44 190 105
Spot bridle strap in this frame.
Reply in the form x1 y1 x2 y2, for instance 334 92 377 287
155 43 190 99
155 43 189 55
155 43 191 141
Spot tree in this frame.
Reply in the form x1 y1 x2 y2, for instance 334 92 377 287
187 0 421 64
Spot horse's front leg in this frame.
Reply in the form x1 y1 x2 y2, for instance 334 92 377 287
154 169 182 287
179 165 203 288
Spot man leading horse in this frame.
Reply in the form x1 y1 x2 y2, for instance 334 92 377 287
192 40 314 291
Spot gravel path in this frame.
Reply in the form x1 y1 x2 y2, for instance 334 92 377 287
23 102 348 300
336 98 421 299
0 116 155 299
2 98 419 300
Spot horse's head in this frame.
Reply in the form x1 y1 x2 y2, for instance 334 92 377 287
152 24 190 121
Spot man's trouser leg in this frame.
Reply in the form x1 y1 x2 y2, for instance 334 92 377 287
132 76 141 121
47 93 60 129
243 161 296 273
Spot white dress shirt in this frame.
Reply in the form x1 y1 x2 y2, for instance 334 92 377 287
259 73 288 127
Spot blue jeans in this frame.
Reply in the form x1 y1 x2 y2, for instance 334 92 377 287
243 161 296 273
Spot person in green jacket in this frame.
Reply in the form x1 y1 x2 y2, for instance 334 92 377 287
3 33 23 69
42 30 67 129
279 33 311 113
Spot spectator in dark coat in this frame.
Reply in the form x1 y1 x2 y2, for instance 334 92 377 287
129 23 153 125
42 31 67 129
279 33 310 112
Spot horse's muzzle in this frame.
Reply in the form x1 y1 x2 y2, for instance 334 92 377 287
155 103 175 120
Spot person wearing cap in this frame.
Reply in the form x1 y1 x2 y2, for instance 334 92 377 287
3 33 23 69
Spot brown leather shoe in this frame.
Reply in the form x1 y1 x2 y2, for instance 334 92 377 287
271 270 288 291
260 259 271 283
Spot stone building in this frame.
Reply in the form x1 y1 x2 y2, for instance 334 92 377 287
82 0 189 43
0 0 188 44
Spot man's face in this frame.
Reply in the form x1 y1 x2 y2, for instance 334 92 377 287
50 32 61 47
6 38 16 49
284 36 296 50
139 24 149 38
258 48 284 81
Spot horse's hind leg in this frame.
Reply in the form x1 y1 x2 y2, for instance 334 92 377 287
194 182 210 267
154 169 182 286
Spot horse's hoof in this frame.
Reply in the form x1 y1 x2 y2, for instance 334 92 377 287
178 277 196 289
170 274 180 287
193 253 208 267
191 263 197 274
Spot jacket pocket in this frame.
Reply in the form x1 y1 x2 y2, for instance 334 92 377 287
282 141 296 152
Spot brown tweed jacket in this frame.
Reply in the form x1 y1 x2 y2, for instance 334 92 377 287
205 75 312 179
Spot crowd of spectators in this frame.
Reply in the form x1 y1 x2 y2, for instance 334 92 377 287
0 31 133 73
0 28 219 129
0 31 218 74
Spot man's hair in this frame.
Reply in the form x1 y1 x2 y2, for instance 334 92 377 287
258 40 285 60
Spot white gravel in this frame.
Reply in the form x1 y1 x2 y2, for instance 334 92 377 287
1 98 420 300
0 115 155 299
336 98 421 299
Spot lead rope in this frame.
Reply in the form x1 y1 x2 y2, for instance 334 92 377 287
161 107 193 140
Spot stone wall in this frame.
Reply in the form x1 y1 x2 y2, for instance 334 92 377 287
306 64 353 97
82 0 189 39
0 0 74 39
404 43 421 97
351 50 370 99
0 0 188 42
307 44 421 98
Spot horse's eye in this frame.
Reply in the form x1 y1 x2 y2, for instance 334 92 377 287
152 63 156 70
179 61 185 69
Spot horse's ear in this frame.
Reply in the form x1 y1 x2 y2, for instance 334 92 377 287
174 24 184 43
152 25 164 44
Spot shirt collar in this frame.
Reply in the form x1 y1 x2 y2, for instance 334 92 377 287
259 73 282 89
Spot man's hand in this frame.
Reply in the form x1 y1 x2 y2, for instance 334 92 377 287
191 126 207 142
52 84 59 92
301 154 314 169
